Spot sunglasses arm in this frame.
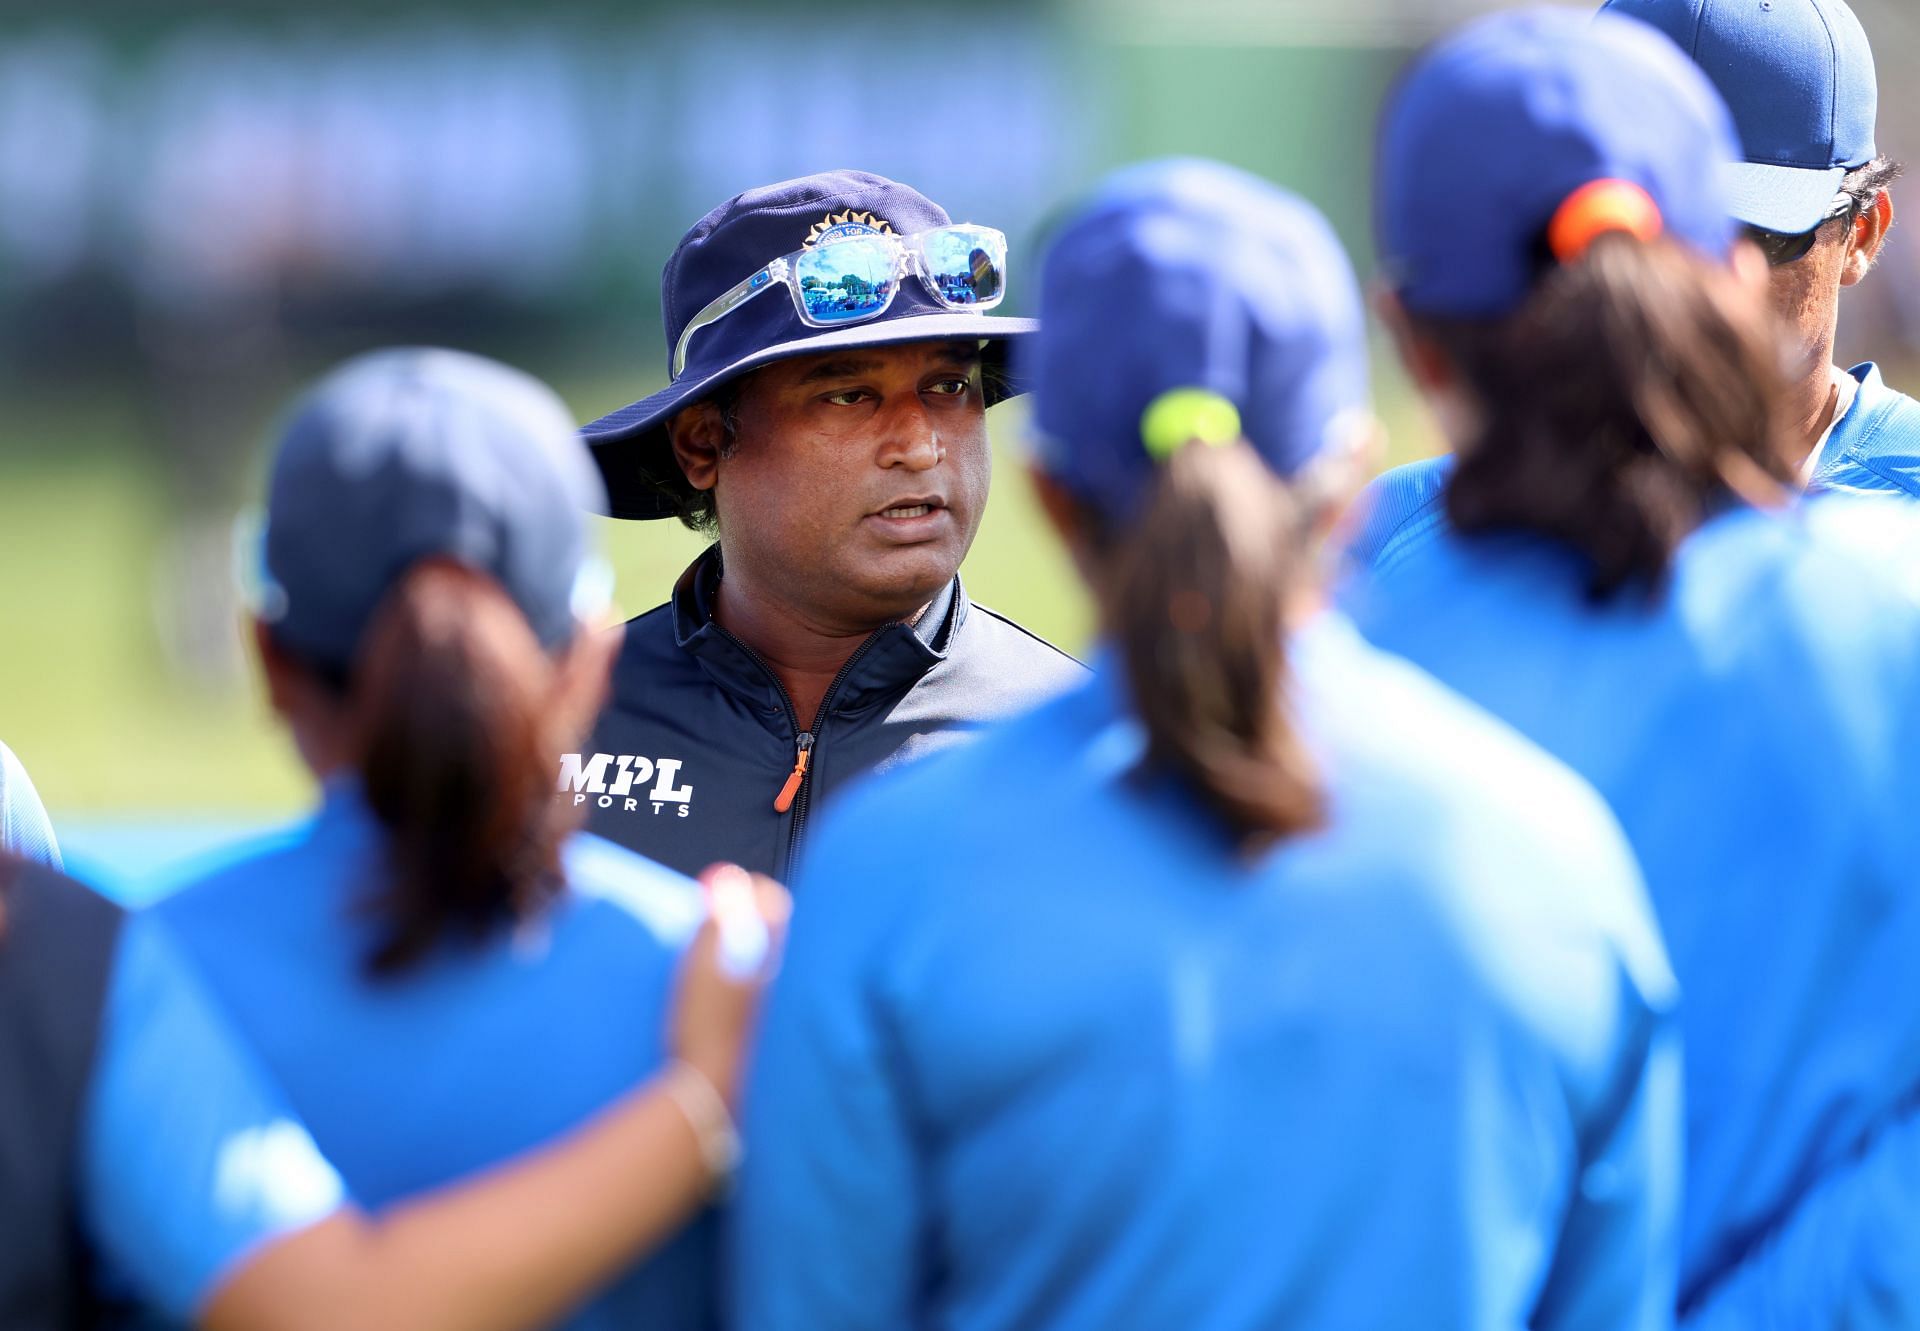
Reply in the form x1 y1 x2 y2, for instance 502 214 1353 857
671 258 790 380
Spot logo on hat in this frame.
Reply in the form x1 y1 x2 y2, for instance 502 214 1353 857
806 209 895 247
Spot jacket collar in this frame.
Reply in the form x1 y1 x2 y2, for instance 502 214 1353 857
669 545 967 720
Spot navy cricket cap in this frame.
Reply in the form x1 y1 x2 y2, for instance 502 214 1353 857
1377 6 1741 320
260 348 606 671
1601 0 1877 234
1025 158 1370 519
583 169 1036 521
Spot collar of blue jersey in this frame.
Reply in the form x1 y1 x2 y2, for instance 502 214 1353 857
1808 363 1920 500
668 546 963 717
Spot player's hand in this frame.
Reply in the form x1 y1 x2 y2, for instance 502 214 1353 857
668 864 791 1110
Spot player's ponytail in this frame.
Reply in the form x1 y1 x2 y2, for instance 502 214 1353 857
1093 438 1324 854
1430 232 1794 599
347 560 574 976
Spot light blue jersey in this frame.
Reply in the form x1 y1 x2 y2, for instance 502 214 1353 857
1345 363 1920 577
1341 451 1455 576
0 741 61 869
153 787 716 1331
1810 363 1920 498
735 615 1680 1331
83 910 347 1320
1348 500 1920 1319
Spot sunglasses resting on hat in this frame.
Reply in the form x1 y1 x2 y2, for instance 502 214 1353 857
671 223 1008 379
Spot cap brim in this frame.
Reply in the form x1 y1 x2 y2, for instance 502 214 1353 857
582 312 1037 520
1725 160 1848 235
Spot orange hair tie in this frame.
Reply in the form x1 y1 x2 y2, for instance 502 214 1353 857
1547 179 1664 263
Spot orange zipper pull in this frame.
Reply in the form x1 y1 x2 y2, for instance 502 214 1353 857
774 732 814 813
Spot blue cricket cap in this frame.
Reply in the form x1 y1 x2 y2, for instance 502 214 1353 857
1025 159 1370 520
1378 7 1741 320
583 169 1035 520
1601 0 1877 234
261 348 607 672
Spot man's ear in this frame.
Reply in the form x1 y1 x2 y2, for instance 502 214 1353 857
667 401 729 493
1841 190 1895 287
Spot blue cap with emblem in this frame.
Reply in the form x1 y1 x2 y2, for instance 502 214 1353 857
259 347 606 672
1023 158 1370 520
1599 0 1877 235
584 169 1036 520
1377 6 1742 320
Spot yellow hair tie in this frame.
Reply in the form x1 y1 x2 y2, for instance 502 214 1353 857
1140 388 1241 461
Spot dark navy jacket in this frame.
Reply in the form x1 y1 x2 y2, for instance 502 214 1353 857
0 859 119 1331
572 548 1086 879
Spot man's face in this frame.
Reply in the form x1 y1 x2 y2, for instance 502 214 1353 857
1761 188 1892 376
1763 213 1854 369
679 339 992 630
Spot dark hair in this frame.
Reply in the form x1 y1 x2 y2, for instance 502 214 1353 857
1841 156 1904 214
346 560 577 976
1416 233 1795 600
1083 440 1325 854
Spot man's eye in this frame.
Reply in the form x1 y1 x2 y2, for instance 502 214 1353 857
927 377 972 397
823 389 872 406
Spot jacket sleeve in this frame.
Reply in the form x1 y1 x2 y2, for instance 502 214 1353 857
80 912 348 1320
1680 1099 1920 1330
731 809 926 1331
1538 1003 1684 1331
1531 873 1686 1331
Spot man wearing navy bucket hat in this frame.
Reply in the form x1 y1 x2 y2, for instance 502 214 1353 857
1348 0 1918 575
572 171 1082 879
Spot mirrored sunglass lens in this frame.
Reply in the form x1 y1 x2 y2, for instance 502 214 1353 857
795 239 898 324
921 227 1005 306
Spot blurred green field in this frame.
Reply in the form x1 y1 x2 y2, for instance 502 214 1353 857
0 354 1437 817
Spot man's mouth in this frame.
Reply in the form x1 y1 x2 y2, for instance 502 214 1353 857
866 497 951 543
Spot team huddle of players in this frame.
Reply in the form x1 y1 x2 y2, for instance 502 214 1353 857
5 0 1920 1328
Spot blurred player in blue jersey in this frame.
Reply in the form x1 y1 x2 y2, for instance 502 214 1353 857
733 157 1681 1331
1351 8 1920 1325
2 850 782 1329
148 348 786 1330
0 741 61 868
1348 0 1916 573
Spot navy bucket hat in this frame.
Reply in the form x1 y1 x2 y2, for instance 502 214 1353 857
260 348 606 672
1025 158 1371 520
584 170 1037 521
1377 6 1741 320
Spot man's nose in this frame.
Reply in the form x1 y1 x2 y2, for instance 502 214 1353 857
875 396 942 472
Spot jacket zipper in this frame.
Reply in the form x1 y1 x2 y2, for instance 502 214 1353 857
773 733 813 814
781 637 882 878
710 623 882 880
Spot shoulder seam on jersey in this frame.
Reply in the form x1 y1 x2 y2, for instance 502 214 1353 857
967 602 1088 666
